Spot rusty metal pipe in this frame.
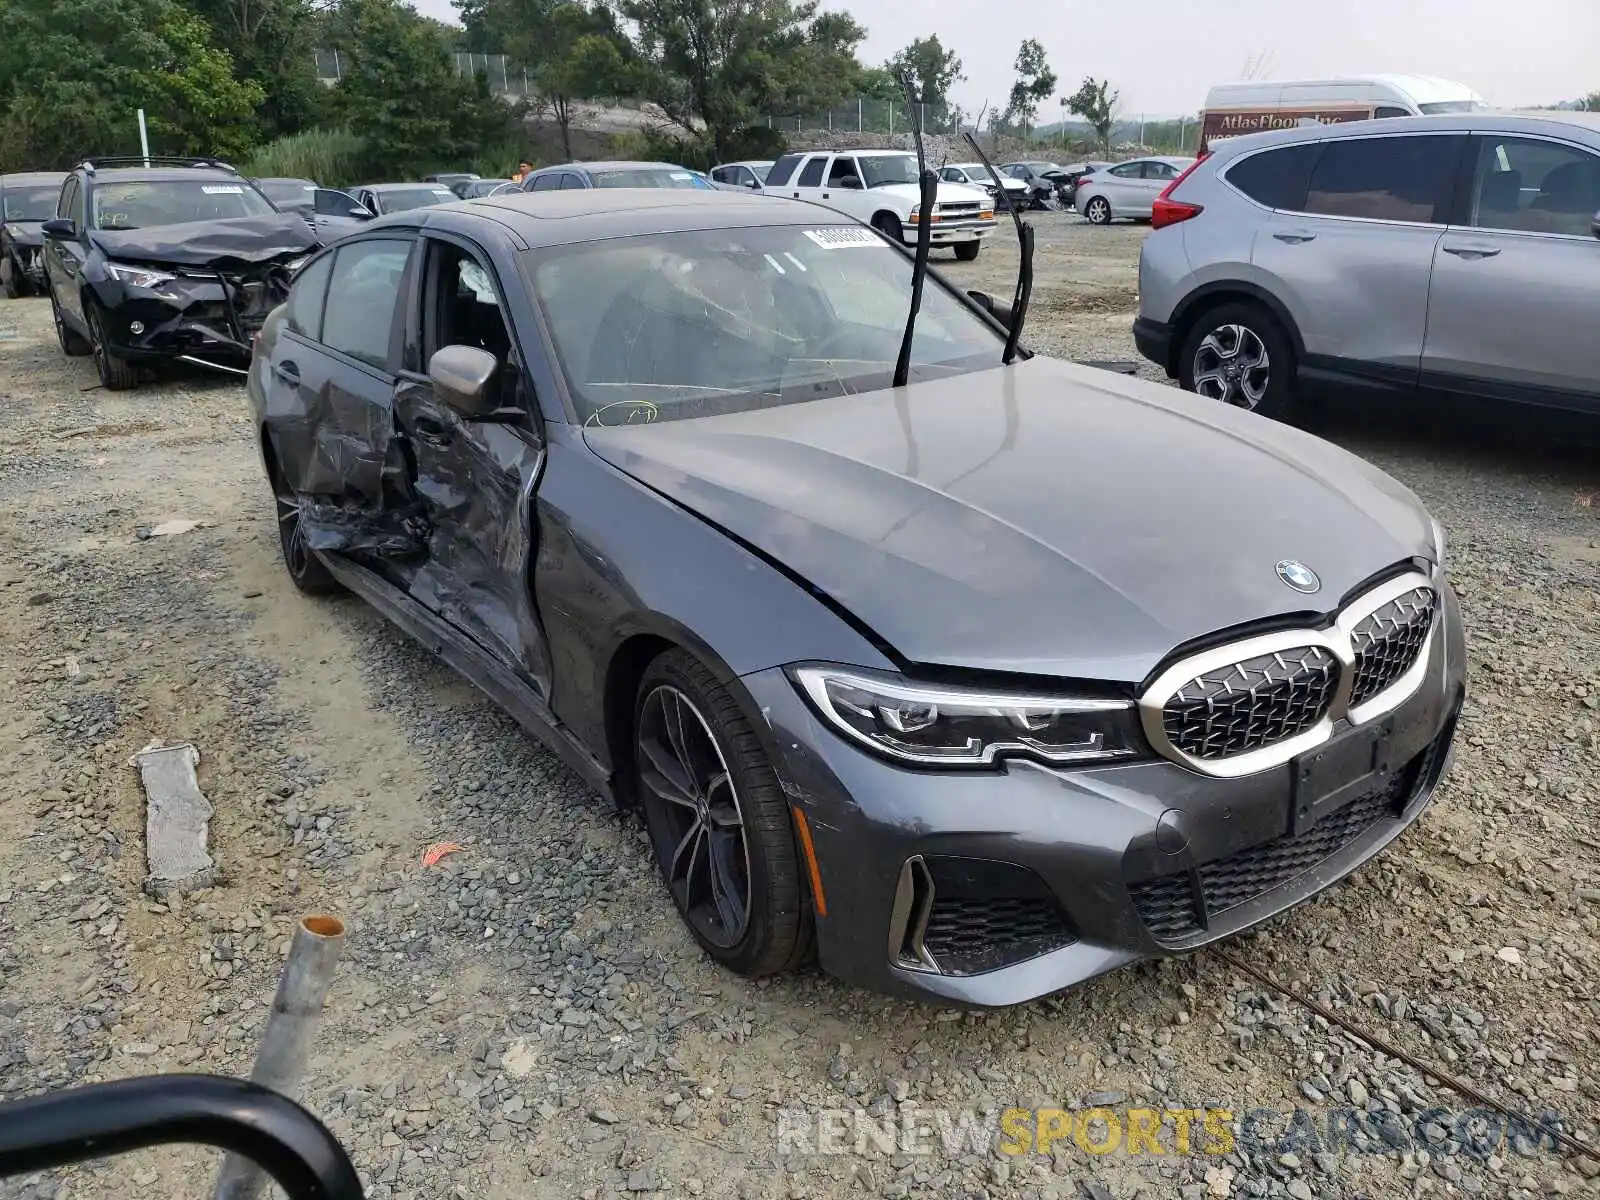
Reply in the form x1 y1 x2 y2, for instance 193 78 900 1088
212 914 346 1200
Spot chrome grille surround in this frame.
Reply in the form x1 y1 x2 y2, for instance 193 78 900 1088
1139 571 1438 778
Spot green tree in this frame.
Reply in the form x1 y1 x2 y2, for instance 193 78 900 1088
620 0 862 158
1583 91 1600 112
0 0 264 170
324 0 516 178
532 4 633 159
1067 76 1119 154
1002 38 1056 134
885 35 962 110
184 0 328 138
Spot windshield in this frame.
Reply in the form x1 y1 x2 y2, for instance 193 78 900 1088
1418 100 1491 114
857 155 919 188
748 163 772 183
959 165 996 182
591 168 704 189
3 185 59 221
258 180 316 208
377 187 455 212
91 180 277 230
530 224 1004 426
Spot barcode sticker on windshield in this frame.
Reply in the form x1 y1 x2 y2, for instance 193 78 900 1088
202 185 244 194
803 227 885 249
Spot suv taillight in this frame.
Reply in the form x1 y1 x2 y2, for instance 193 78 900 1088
1151 156 1208 230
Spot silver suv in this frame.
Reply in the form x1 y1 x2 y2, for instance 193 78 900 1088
1134 112 1600 420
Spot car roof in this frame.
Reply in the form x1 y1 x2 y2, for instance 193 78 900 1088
362 181 453 191
255 176 315 185
1201 109 1600 160
534 161 689 173
389 188 855 250
715 160 773 168
83 168 242 184
841 149 915 158
1 172 68 187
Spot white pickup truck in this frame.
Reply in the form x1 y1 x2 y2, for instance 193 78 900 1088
762 148 998 260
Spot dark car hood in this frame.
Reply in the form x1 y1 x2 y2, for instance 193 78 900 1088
91 214 318 267
3 220 45 247
582 358 1436 683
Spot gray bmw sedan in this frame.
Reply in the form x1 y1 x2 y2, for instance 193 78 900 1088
246 188 1465 1006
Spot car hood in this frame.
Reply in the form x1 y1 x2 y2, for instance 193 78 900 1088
869 182 992 207
91 213 319 267
3 220 45 246
582 358 1436 683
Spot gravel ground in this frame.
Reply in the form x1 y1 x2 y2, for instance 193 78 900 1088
1 218 1597 1200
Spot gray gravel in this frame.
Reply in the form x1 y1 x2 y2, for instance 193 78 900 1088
1 224 1597 1200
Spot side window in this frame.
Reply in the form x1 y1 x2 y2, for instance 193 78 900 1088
1225 143 1321 210
1145 162 1177 181
1374 106 1411 119
1303 135 1461 223
940 168 962 183
529 173 560 192
710 167 730 184
827 157 861 187
314 189 360 217
58 178 79 223
765 154 802 187
285 252 333 339
796 156 827 188
1467 136 1600 237
322 239 411 370
1110 163 1142 178
423 240 525 410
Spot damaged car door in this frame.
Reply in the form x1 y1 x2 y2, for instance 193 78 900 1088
392 233 552 693
255 234 421 561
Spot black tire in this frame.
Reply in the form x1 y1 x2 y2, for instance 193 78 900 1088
1178 300 1298 422
1084 196 1113 225
1 255 20 299
267 451 343 596
52 295 91 356
633 648 814 977
86 300 139 390
870 212 904 245
952 241 981 262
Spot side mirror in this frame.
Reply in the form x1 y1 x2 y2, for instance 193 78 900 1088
41 218 74 239
428 345 500 418
967 290 997 314
351 205 373 220
745 178 760 189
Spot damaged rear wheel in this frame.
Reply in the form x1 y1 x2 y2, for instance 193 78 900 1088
273 480 343 597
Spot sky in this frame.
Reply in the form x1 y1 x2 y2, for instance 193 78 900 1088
409 0 1599 117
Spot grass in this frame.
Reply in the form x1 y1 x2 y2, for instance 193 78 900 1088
242 128 366 189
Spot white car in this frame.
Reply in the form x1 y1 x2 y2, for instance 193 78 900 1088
939 162 1031 208
1075 157 1196 225
763 148 997 259
708 160 774 191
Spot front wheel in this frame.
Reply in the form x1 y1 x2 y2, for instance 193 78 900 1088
953 241 981 262
634 649 814 977
86 301 139 390
1178 301 1298 422
1 256 21 299
870 212 904 245
1084 196 1112 225
52 295 91 356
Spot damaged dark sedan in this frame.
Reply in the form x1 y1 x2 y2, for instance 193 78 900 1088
0 171 66 297
248 189 1465 1007
43 158 319 389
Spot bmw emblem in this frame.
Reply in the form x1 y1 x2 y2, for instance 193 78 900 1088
1275 559 1321 594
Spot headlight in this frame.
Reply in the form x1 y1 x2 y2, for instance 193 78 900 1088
105 262 176 289
791 666 1143 768
282 255 309 275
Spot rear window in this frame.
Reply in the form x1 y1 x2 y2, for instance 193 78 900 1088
1225 143 1322 210
1302 135 1461 224
590 168 701 189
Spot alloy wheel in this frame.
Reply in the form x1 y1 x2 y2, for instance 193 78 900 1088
1192 323 1271 409
1087 197 1111 224
275 487 312 580
636 684 752 948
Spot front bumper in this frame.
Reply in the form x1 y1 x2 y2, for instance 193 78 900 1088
94 270 290 366
743 581 1466 1007
1133 315 1174 375
903 218 999 245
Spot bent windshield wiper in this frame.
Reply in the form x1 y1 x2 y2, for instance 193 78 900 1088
962 131 1033 365
893 74 938 389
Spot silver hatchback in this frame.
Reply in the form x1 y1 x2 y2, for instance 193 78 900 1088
1134 112 1600 421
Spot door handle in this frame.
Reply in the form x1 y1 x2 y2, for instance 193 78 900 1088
1441 244 1501 259
1272 231 1317 244
412 416 452 445
272 361 299 385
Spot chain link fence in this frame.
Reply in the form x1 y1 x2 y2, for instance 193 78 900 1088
762 100 957 137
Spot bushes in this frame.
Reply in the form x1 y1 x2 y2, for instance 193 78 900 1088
242 128 367 188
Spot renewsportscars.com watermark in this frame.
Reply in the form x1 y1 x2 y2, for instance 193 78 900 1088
775 1105 1570 1160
